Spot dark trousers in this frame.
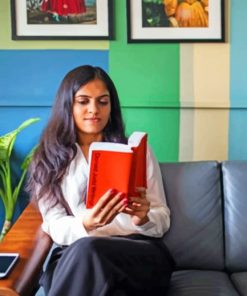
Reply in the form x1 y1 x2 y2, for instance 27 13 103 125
40 234 174 296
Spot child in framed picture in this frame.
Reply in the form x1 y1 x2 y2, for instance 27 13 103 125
41 0 86 22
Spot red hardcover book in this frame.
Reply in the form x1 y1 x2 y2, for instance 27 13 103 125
86 132 147 208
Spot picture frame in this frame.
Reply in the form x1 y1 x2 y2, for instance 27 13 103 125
127 0 224 43
11 0 114 40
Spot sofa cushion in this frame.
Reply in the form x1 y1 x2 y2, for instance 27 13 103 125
231 272 247 296
222 161 247 272
167 270 239 296
160 162 224 270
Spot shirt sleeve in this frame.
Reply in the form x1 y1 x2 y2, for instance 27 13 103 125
131 145 171 237
38 147 91 246
39 198 89 246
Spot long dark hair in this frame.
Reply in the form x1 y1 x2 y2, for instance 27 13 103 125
26 65 126 210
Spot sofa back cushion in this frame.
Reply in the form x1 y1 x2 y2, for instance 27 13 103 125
222 161 247 272
160 161 224 270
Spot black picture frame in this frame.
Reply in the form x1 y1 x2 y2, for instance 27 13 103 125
11 0 114 40
127 0 225 43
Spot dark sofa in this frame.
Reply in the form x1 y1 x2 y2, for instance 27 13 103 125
160 161 247 296
1 161 247 296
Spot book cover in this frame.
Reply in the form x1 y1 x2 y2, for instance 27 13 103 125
86 132 147 208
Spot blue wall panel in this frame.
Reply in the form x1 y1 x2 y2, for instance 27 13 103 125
0 49 109 232
0 107 51 230
0 107 51 156
0 50 109 106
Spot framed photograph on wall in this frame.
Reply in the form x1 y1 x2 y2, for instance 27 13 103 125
11 0 114 40
127 0 224 43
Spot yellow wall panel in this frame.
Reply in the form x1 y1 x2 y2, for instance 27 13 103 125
194 44 230 108
193 109 228 161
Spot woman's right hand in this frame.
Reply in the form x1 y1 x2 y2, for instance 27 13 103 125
83 189 128 232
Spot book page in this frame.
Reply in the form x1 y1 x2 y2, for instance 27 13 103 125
128 131 147 147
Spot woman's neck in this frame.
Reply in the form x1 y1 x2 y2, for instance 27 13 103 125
78 133 103 161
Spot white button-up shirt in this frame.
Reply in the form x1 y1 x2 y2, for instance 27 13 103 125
39 144 170 246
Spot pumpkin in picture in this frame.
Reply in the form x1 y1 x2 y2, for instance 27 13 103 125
201 0 208 13
163 0 208 27
175 0 208 27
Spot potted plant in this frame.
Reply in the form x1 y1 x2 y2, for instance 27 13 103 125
0 118 40 241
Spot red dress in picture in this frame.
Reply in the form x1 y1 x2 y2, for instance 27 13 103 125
41 0 86 16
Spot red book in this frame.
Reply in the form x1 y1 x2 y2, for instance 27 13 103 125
86 132 147 208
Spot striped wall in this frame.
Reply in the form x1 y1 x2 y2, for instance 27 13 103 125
1 0 247 226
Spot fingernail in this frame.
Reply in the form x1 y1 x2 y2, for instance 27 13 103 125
123 198 129 205
110 188 117 194
119 192 126 199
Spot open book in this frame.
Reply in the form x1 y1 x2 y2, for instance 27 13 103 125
86 131 147 208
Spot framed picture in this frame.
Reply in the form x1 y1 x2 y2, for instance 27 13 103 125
127 0 224 43
11 0 114 40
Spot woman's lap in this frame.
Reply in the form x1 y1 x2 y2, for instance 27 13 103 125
41 234 174 296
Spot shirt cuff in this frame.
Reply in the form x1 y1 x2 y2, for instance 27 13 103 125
131 211 156 232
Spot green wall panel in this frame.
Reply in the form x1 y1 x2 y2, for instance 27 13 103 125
110 0 180 162
109 0 180 107
122 108 179 162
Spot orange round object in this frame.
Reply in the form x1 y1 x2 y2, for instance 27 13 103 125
175 1 208 27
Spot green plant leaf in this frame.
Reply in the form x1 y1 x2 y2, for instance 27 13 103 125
0 187 6 204
0 117 40 239
21 144 38 170
16 117 40 133
0 118 40 160
0 132 18 160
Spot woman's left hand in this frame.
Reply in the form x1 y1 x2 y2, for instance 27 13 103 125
123 187 150 226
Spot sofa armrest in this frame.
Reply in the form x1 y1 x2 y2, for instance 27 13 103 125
0 203 52 296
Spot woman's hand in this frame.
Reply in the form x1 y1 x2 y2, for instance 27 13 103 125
124 187 150 226
83 189 128 232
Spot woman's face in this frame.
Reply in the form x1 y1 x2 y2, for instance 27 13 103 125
73 78 111 143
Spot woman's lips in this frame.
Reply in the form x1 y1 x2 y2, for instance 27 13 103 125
84 118 101 122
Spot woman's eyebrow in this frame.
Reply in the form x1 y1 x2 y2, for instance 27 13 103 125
75 94 110 99
74 94 90 99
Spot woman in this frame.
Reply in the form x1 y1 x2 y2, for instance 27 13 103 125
27 65 174 296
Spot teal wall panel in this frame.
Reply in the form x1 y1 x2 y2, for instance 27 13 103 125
229 110 247 160
229 0 247 159
230 0 247 107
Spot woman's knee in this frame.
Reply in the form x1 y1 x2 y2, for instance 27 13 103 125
67 236 110 257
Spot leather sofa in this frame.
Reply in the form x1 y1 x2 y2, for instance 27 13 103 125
1 161 247 296
160 161 247 296
37 161 247 296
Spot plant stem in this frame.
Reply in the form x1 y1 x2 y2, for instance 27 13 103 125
0 219 12 241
